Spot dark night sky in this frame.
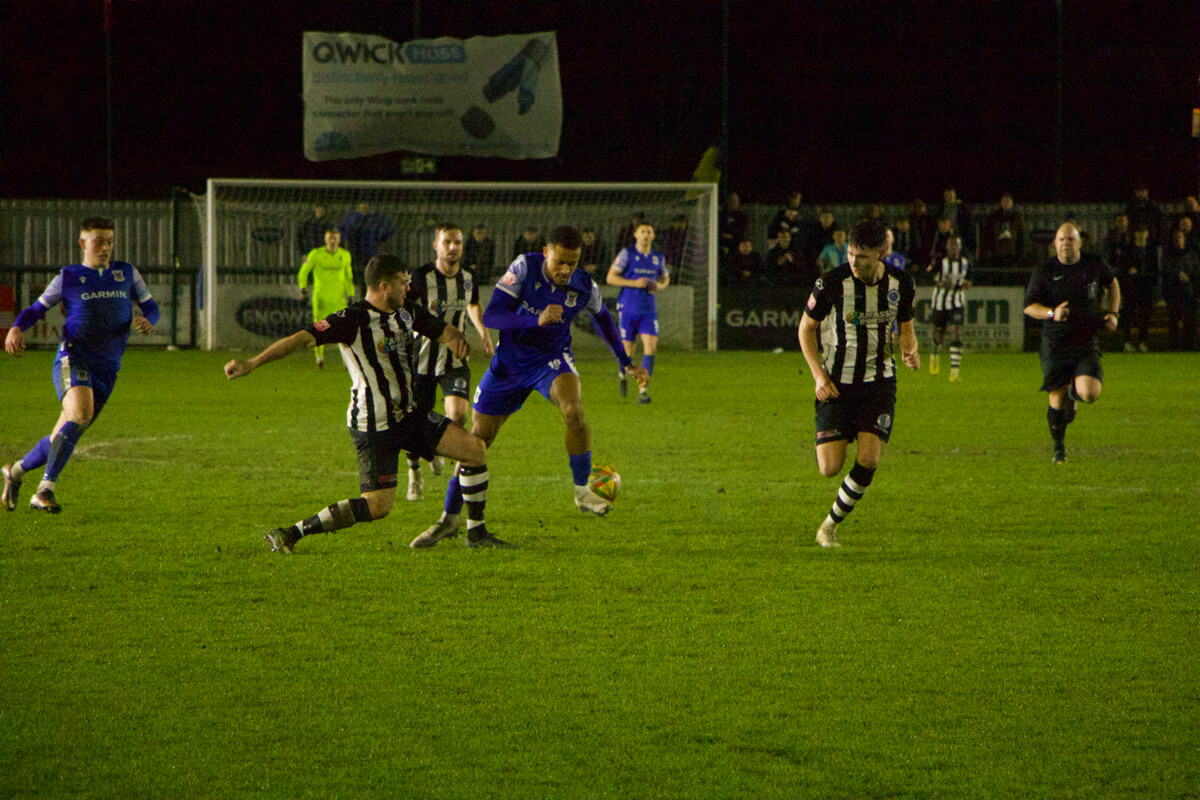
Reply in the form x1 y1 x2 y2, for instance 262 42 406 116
2 0 1198 205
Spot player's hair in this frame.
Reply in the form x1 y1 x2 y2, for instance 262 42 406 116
434 221 463 238
80 217 115 233
547 225 583 250
849 218 888 250
365 254 408 289
634 221 654 232
323 226 340 235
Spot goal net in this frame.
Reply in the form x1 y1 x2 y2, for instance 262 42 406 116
192 179 718 353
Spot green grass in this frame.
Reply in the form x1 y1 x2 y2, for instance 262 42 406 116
1 347 1197 799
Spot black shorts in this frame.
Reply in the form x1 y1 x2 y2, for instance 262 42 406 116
1039 345 1103 392
412 366 473 414
350 411 452 492
934 308 964 328
814 380 897 445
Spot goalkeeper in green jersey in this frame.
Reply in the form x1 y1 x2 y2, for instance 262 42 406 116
298 228 354 369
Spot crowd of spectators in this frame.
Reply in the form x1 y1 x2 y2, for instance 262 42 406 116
718 185 1200 350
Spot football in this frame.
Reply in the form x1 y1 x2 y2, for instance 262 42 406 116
589 465 621 501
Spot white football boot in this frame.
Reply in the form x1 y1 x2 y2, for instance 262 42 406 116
574 485 612 517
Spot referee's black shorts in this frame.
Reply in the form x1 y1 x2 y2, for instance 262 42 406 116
814 379 897 445
1039 343 1103 392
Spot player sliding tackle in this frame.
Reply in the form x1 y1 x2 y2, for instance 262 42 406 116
411 225 648 549
225 255 505 551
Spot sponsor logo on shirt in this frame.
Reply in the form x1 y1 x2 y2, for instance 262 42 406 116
80 290 127 300
844 309 896 326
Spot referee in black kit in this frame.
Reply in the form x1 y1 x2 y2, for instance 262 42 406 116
1023 223 1121 464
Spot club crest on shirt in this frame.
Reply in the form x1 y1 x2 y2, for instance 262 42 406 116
399 309 413 330
112 269 124 282
464 278 473 292
565 291 577 307
888 290 900 303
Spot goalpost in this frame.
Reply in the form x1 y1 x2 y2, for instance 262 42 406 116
195 179 719 353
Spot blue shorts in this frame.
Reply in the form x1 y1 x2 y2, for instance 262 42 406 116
619 311 659 342
473 353 578 417
53 351 116 418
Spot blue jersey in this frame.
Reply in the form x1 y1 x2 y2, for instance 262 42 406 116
29 261 157 372
611 246 668 315
489 252 607 374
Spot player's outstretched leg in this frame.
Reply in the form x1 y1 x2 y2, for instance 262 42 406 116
816 461 876 548
266 497 373 553
31 420 90 514
459 464 511 548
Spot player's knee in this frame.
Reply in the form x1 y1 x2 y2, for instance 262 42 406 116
366 497 391 520
1078 386 1101 404
816 458 842 478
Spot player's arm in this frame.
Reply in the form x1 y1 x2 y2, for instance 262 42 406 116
466 302 495 356
341 250 354 298
587 289 645 385
131 268 160 334
898 320 920 370
482 285 550 329
439 324 470 360
298 254 314 296
798 312 837 401
5 272 66 356
654 265 671 291
1022 271 1067 321
605 251 649 289
224 330 316 379
1103 277 1121 331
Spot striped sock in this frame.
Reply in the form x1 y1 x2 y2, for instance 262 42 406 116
950 342 962 370
459 464 489 535
297 497 371 538
825 461 876 526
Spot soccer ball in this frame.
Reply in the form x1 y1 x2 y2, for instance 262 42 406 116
589 465 621 501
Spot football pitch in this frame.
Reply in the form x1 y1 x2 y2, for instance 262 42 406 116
1 347 1196 799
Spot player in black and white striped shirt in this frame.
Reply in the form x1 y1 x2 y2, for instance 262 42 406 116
224 254 509 551
798 218 920 548
404 222 495 501
928 234 971 381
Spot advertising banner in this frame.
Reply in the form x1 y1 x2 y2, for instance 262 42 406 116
303 31 562 161
717 286 1027 351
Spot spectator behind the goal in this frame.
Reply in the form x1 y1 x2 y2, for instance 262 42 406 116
661 214 689 273
297 201 330 262
463 223 497 282
338 200 396 298
512 225 546 261
580 227 608 280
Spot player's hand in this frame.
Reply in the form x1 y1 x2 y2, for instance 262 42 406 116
902 346 921 370
447 334 470 360
635 277 651 289
1052 301 1069 322
814 373 840 402
480 335 495 357
625 365 650 387
538 304 564 326
1103 312 1119 332
5 326 26 357
224 359 251 380
132 316 154 335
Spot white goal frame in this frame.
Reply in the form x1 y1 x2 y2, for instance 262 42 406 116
202 178 719 352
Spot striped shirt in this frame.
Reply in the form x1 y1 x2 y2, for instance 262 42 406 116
307 299 446 433
805 264 915 384
930 256 969 311
408 262 480 377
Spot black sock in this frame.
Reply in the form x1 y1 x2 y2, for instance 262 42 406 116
1047 406 1066 445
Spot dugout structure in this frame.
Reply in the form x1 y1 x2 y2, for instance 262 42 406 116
195 179 718 352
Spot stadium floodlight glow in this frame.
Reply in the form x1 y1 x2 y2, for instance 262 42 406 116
197 179 718 352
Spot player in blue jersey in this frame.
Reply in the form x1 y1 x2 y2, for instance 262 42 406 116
411 225 649 548
3 217 160 514
606 221 670 404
